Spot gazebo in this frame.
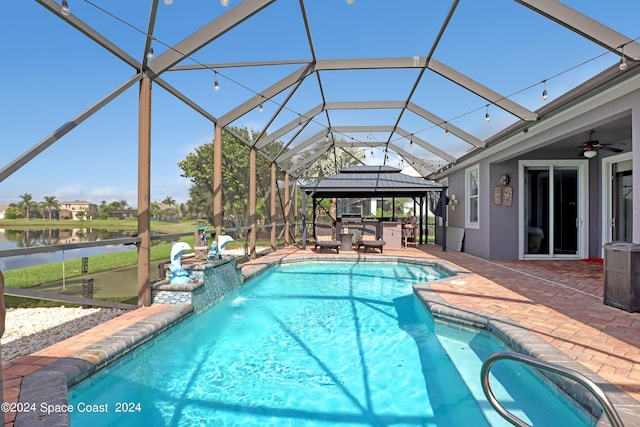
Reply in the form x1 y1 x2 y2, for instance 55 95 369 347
300 165 448 250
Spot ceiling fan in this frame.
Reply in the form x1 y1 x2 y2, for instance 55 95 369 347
578 130 623 158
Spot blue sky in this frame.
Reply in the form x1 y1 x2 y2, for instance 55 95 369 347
1 0 638 207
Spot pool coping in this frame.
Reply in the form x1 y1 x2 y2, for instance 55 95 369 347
10 254 640 426
11 304 193 426
412 284 640 427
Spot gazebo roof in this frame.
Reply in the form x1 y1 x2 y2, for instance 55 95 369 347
301 165 445 199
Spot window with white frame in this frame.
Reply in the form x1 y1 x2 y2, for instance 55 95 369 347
465 165 479 228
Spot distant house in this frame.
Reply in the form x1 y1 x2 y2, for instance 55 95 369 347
110 209 138 219
0 204 6 220
153 203 180 221
59 200 98 220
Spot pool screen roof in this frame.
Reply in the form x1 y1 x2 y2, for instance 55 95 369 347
5 1 639 184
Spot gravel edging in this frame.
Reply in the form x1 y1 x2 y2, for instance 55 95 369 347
2 307 128 365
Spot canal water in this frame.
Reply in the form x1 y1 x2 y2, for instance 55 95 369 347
0 228 138 271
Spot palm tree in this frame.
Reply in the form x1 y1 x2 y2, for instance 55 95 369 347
179 202 188 219
162 196 176 206
42 196 60 221
151 203 163 219
19 193 34 220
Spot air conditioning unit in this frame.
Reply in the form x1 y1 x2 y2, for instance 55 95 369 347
603 242 640 312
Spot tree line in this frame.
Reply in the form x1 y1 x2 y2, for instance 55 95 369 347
177 126 363 227
2 126 362 223
2 195 185 221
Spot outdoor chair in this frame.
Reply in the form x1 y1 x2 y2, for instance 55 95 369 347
403 216 417 248
314 223 341 253
356 223 385 253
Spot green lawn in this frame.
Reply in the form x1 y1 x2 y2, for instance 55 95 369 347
0 219 281 307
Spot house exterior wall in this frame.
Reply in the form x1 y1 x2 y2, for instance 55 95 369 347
488 159 519 259
634 107 640 244
433 71 640 260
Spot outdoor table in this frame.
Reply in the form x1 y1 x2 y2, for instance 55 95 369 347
339 233 354 251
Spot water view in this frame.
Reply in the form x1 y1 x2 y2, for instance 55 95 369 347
0 228 138 270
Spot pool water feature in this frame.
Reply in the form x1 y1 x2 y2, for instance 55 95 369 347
69 261 593 426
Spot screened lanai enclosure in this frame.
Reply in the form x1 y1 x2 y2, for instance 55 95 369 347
1 1 638 305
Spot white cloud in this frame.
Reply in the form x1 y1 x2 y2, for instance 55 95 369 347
88 187 138 205
51 184 137 205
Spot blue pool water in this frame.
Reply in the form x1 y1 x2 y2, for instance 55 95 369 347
69 262 593 426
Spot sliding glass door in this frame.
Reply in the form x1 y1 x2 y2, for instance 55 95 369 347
521 161 587 258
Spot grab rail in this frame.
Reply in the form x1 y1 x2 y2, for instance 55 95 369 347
480 351 624 427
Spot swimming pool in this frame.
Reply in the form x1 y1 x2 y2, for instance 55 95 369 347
69 261 593 426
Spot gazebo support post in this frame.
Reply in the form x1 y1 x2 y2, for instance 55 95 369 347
441 188 447 252
312 197 317 234
301 191 307 249
423 196 427 244
412 196 422 244
417 196 423 244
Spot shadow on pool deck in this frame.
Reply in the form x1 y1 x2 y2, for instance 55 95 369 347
3 243 640 426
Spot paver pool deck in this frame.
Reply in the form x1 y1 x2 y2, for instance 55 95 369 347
3 243 639 426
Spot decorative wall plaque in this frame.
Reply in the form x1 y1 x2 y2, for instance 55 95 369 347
503 186 513 207
493 186 502 205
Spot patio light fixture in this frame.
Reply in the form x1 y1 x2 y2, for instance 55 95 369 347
221 0 230 7
542 80 548 101
61 0 70 16
583 149 597 159
164 0 173 5
619 46 628 71
214 72 219 92
485 105 490 122
146 46 154 59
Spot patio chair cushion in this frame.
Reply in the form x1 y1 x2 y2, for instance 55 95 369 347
355 224 385 253
314 224 340 253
